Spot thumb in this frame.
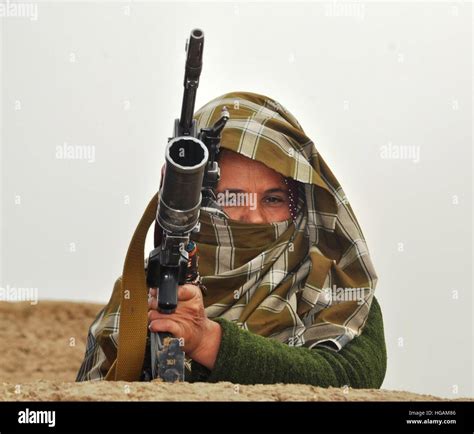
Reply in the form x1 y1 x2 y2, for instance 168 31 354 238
177 284 200 302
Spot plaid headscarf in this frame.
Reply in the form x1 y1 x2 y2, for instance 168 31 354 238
193 91 377 349
76 91 377 381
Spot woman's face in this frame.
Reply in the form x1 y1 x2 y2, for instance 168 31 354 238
215 150 291 224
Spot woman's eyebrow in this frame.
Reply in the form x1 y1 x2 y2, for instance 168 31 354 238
264 188 288 195
220 188 246 194
217 188 288 195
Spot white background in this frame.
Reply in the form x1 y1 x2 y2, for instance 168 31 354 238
0 1 472 398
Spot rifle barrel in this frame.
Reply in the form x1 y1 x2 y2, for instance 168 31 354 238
179 28 204 135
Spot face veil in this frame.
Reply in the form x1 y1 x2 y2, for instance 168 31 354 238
192 91 378 350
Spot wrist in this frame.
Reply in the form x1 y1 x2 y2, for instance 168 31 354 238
189 319 222 370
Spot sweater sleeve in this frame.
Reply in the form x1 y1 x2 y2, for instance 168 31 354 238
189 297 387 388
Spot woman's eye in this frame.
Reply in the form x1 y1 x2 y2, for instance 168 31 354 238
264 196 284 204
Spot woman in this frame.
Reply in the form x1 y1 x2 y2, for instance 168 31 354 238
77 91 387 388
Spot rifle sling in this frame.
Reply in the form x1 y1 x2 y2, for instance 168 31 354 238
106 193 158 381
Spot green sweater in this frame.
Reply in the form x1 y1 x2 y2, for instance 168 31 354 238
189 297 387 388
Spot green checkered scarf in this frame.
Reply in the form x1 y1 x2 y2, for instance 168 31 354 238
76 91 377 381
193 91 377 349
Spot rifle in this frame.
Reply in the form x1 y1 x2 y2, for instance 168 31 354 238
142 29 229 382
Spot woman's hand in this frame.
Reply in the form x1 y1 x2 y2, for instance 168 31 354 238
148 284 222 370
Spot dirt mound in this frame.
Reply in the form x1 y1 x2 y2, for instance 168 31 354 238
0 380 450 402
0 301 468 401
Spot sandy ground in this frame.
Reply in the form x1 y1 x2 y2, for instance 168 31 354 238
0 301 470 402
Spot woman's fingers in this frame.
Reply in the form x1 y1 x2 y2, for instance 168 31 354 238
148 309 183 323
146 283 211 359
148 284 200 312
148 295 158 310
148 309 160 322
148 318 180 337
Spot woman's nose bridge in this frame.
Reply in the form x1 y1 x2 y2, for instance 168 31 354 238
243 201 267 223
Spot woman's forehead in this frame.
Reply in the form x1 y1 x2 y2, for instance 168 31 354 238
218 150 288 190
